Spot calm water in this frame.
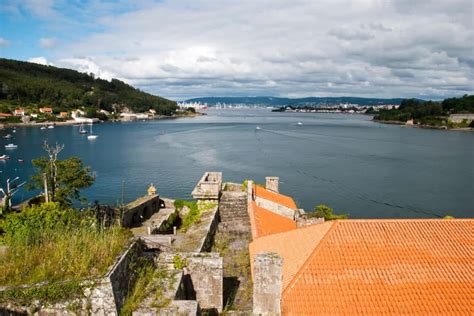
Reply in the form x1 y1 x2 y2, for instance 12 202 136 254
1 109 473 218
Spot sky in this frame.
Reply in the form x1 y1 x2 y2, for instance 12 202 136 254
0 0 473 100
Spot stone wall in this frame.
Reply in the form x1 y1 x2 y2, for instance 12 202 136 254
122 194 163 227
253 252 282 315
191 172 222 200
255 196 296 219
159 252 223 313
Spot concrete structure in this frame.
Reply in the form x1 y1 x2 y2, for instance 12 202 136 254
265 176 279 193
191 172 222 200
253 252 282 315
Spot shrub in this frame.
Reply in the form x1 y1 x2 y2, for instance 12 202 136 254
313 204 348 221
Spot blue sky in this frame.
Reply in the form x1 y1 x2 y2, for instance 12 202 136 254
1 0 473 100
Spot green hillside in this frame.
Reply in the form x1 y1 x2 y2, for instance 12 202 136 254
0 58 177 115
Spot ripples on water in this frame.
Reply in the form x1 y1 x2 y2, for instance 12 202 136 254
1 109 473 218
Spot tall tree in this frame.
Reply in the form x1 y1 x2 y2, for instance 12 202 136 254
28 142 94 205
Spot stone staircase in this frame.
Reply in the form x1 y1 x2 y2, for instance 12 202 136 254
218 191 250 232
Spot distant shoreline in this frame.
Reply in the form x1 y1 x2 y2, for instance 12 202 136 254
0 112 204 129
373 119 473 132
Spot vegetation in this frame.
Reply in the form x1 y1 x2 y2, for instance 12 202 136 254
0 202 131 288
313 204 348 221
121 263 172 315
27 142 94 206
0 58 177 115
174 199 217 233
374 95 474 127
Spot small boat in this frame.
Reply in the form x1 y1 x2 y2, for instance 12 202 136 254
3 134 12 139
256 126 261 130
5 143 18 149
40 126 47 130
87 124 98 140
12 129 16 133
18 159 24 163
79 123 88 134
297 122 303 125
48 125 54 129
0 154 10 160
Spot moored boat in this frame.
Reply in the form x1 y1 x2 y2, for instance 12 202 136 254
4 143 18 149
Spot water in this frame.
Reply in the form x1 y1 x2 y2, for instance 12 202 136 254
1 109 473 218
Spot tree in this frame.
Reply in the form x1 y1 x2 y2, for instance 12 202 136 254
28 142 94 205
314 204 348 221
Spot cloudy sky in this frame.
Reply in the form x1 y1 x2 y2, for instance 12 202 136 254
0 0 472 100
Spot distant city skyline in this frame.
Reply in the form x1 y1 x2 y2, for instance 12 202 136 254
0 0 472 100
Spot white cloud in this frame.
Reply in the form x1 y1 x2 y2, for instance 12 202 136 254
39 37 57 48
27 56 53 65
57 58 114 81
0 38 10 47
43 0 473 99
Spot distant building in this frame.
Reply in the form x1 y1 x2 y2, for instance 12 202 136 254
39 107 53 114
14 108 25 116
59 112 68 118
247 180 473 315
0 113 13 118
149 109 156 115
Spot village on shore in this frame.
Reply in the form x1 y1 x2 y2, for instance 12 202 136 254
0 104 202 129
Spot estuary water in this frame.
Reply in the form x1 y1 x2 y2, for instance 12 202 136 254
1 109 473 218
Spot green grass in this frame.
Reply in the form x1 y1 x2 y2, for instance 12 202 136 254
0 225 131 287
174 200 217 233
121 264 172 315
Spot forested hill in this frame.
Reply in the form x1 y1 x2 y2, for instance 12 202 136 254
0 58 177 115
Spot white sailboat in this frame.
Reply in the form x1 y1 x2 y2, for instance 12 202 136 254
5 143 18 149
87 124 98 140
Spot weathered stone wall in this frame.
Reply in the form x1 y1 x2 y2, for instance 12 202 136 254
159 253 223 313
122 194 162 227
255 196 296 219
253 252 282 315
192 172 222 200
105 239 145 312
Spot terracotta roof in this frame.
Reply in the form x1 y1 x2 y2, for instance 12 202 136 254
282 219 473 315
249 221 333 290
254 184 297 209
249 201 296 239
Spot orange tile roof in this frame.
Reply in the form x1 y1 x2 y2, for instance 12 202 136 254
249 221 333 290
282 219 473 315
254 184 297 209
249 201 297 239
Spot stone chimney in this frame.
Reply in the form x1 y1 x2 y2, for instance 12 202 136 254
253 252 282 315
265 177 279 193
